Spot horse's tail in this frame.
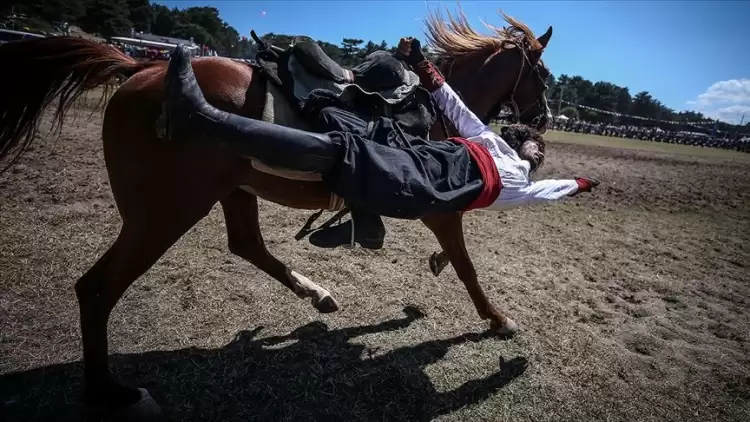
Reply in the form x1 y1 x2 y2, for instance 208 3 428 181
0 36 158 171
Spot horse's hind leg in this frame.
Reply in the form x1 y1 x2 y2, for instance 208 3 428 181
75 212 207 416
220 188 340 313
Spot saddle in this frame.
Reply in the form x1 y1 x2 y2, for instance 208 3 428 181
248 31 431 127
291 40 413 93
237 32 437 220
252 32 412 93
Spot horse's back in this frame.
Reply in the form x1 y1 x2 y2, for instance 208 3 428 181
104 57 336 212
102 56 263 173
116 57 258 116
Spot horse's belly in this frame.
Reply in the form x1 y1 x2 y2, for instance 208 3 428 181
241 167 343 211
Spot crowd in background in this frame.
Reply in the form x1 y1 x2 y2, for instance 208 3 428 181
549 117 750 152
112 42 169 60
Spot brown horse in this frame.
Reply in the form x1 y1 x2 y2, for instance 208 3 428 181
0 10 552 419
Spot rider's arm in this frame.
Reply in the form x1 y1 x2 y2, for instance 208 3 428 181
411 60 491 139
485 179 579 210
430 82 491 139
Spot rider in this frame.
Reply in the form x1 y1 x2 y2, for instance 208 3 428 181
163 38 600 249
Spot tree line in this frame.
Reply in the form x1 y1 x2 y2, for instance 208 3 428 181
5 0 254 57
4 0 748 132
545 76 744 132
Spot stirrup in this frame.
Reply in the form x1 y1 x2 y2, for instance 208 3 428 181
345 216 356 249
294 208 350 241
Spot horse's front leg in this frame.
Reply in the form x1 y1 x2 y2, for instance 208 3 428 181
220 188 339 313
421 212 519 336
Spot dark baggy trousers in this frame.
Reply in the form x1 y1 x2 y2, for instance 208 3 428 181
313 107 484 219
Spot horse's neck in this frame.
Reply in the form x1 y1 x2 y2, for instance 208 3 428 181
428 75 487 141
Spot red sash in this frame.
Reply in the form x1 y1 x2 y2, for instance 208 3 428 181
449 138 502 211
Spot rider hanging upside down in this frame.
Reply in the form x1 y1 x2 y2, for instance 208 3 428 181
163 38 600 249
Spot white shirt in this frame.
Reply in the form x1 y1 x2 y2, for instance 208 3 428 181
430 83 579 210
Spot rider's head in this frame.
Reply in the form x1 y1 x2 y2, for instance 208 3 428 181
500 124 546 173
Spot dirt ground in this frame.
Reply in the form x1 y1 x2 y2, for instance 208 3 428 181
1 105 749 422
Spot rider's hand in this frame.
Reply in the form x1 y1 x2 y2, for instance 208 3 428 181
396 37 413 59
395 37 427 66
405 38 426 66
569 177 601 196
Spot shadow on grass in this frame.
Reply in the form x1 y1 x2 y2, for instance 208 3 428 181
0 306 526 421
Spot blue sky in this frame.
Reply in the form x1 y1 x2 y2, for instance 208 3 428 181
156 1 750 124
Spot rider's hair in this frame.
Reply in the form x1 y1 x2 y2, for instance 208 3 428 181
500 124 546 172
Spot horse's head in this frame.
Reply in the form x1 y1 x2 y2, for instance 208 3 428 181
427 9 552 133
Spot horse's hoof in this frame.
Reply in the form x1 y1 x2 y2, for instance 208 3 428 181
429 252 447 277
314 295 340 313
491 318 519 338
115 388 163 422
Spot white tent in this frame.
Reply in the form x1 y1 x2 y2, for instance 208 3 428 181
110 36 200 51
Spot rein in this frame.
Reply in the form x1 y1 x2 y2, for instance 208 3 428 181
501 40 549 129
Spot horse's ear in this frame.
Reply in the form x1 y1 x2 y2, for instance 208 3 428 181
537 26 553 50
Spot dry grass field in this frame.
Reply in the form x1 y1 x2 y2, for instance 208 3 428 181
1 101 749 421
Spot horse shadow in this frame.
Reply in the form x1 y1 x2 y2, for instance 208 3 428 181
0 306 527 421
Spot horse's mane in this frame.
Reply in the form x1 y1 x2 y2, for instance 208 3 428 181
424 7 543 63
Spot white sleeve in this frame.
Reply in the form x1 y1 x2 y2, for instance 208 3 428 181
430 83 492 139
486 179 579 210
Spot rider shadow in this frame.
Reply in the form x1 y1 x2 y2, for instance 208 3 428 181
0 306 527 421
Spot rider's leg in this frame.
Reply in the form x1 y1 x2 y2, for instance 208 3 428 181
308 106 385 249
164 45 342 173
292 41 353 83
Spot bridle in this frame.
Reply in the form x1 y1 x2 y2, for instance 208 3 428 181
495 40 550 127
436 40 550 137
